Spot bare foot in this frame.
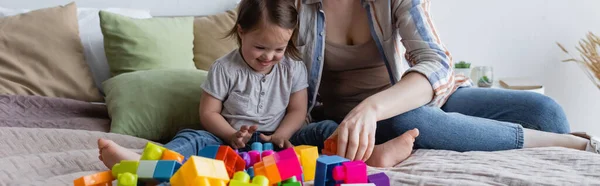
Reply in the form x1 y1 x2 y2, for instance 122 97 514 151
98 138 141 169
366 128 419 167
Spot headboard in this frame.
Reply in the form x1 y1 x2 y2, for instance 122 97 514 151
0 0 239 16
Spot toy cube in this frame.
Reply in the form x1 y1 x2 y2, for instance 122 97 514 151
254 156 282 184
280 176 301 186
323 138 337 156
247 167 255 178
274 148 302 181
333 161 367 184
170 156 230 186
249 150 261 166
215 146 246 177
111 160 139 178
263 143 274 151
315 155 349 186
239 152 251 168
141 142 167 160
251 142 263 152
340 184 375 186
198 145 220 159
262 150 275 158
293 145 318 181
367 173 389 186
161 149 184 163
73 170 114 186
136 160 158 180
117 172 137 186
229 171 269 186
153 160 182 182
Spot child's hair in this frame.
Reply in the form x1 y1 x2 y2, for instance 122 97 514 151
228 0 301 61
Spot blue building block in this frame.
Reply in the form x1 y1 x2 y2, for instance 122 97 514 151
251 142 263 152
153 160 182 182
315 155 349 186
247 166 255 178
197 145 219 159
263 143 274 151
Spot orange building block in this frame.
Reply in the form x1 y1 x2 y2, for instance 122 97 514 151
254 154 282 184
215 145 246 178
170 156 230 186
294 145 318 181
161 149 184 163
73 170 114 186
323 138 337 156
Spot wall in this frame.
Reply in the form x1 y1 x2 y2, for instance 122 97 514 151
431 0 600 135
2 0 599 135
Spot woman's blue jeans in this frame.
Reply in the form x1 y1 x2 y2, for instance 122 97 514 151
375 87 569 151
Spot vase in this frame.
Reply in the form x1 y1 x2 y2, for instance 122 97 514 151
471 66 494 88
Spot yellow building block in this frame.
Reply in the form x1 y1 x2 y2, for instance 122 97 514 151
294 145 318 181
170 156 230 186
141 142 166 160
229 171 269 186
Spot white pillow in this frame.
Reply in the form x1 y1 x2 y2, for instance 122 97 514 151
0 6 152 95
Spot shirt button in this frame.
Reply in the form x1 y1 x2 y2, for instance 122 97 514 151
320 31 324 36
260 92 265 96
318 56 323 61
259 105 263 109
262 79 266 83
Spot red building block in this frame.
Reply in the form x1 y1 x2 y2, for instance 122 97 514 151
323 138 337 156
215 146 246 178
333 161 368 184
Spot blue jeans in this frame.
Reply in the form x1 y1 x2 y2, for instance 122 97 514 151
375 87 569 152
163 120 338 158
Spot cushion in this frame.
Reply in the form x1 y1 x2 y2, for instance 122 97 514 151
193 9 238 70
0 7 153 95
99 11 196 77
78 8 152 94
0 3 103 102
104 69 207 142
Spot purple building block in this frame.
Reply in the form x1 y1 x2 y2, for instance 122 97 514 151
367 172 390 186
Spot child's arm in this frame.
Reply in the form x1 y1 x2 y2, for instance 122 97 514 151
260 88 308 148
199 92 256 148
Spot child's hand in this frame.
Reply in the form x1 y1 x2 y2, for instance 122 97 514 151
259 133 293 149
229 125 258 149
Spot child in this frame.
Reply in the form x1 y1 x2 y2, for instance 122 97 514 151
98 0 418 169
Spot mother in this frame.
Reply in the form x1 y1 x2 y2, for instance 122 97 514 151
293 0 598 166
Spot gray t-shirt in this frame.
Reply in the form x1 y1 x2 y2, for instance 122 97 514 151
201 49 308 132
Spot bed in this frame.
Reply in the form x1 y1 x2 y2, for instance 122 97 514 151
1 0 600 185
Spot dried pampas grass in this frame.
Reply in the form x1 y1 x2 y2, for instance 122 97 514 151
557 32 600 89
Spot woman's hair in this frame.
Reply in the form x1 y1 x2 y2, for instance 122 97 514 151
228 0 301 61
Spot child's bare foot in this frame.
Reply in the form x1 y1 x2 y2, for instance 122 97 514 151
97 138 141 169
366 128 419 167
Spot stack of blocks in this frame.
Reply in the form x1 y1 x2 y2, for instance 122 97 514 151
170 156 230 186
315 155 390 186
253 148 303 185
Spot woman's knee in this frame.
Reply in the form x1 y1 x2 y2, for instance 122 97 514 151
377 106 445 143
525 94 570 133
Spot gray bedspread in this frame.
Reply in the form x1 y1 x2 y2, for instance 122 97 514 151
0 95 599 185
0 95 110 132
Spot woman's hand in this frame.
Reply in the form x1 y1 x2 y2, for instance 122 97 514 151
328 100 378 161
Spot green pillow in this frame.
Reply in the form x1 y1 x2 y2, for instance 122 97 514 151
104 69 207 142
99 11 196 77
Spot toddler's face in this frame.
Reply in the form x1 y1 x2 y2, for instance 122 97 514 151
239 24 293 74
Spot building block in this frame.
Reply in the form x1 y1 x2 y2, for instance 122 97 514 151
136 160 158 180
280 176 301 186
239 152 251 168
74 170 114 186
153 160 182 182
323 138 337 156
340 184 375 186
247 167 255 178
315 155 349 186
249 150 261 166
251 142 263 152
161 149 184 163
263 143 274 151
141 142 167 160
294 145 318 181
333 161 368 184
255 155 282 184
262 150 275 158
170 156 230 186
367 173 389 186
198 145 220 159
274 148 302 182
215 146 247 178
117 172 137 186
229 171 269 186
111 160 139 178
